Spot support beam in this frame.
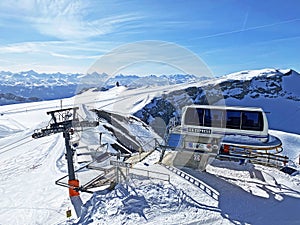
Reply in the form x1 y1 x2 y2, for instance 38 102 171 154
64 130 76 181
64 130 80 197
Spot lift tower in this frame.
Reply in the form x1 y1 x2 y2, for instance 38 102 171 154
32 107 99 196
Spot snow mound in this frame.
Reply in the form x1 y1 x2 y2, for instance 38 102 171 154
76 180 205 225
0 116 25 138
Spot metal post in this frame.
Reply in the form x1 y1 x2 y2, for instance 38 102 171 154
64 130 76 180
116 166 119 183
99 132 102 145
64 130 80 197
159 145 166 163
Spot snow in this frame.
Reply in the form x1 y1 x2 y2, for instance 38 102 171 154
214 68 281 83
76 181 218 225
0 116 25 138
0 71 300 224
0 70 205 105
225 95 300 134
222 134 266 145
0 133 69 224
269 130 300 162
281 70 300 96
74 149 300 225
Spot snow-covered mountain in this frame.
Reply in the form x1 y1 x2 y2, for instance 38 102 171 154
0 70 81 105
0 70 203 105
0 68 300 224
1 68 299 132
107 74 207 89
134 68 300 134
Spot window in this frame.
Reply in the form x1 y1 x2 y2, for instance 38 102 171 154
226 110 241 129
184 108 204 126
204 109 211 126
241 111 263 131
185 107 264 132
204 109 224 127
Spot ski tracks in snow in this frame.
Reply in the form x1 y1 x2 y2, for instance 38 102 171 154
0 130 70 224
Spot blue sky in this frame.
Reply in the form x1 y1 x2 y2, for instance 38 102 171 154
0 0 299 76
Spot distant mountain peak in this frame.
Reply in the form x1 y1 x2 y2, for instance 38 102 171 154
0 68 298 109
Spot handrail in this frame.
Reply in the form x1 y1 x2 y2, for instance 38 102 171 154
138 137 163 153
128 167 170 182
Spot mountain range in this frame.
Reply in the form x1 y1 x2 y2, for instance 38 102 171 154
0 70 203 105
1 68 299 134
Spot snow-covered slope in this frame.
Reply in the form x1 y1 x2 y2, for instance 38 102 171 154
220 69 300 134
75 153 300 225
0 68 300 224
0 99 71 224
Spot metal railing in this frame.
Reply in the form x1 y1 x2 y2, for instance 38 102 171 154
127 167 170 182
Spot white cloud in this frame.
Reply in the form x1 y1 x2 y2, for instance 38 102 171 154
49 52 100 60
0 41 114 57
0 42 38 53
0 40 119 73
0 0 141 40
